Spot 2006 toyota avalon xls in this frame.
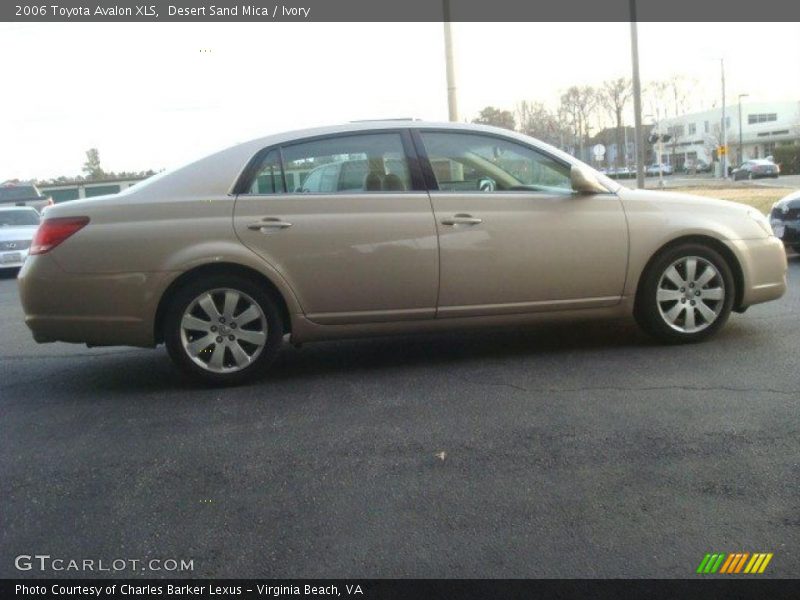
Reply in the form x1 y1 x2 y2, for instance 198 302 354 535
18 122 787 384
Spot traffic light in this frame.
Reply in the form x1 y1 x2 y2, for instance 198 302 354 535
648 133 672 144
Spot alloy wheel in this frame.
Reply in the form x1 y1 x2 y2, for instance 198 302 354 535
179 288 268 373
656 256 725 334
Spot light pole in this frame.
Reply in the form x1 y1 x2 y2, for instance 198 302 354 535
738 93 749 166
720 58 727 179
442 0 458 122
629 0 645 188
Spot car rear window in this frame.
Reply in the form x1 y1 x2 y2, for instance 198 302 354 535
0 210 40 226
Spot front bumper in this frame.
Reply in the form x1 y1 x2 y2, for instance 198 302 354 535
769 217 800 246
725 236 788 308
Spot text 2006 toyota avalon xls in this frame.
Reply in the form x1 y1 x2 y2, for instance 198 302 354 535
18 122 787 385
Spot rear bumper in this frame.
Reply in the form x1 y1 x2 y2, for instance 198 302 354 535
725 236 787 308
18 254 173 347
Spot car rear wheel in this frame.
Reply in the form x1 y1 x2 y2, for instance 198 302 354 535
164 275 284 385
635 243 734 343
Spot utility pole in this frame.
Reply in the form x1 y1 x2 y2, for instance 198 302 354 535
720 59 727 179
738 93 749 166
629 0 645 188
443 0 459 122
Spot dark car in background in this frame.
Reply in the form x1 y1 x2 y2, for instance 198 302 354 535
769 190 800 253
732 159 780 180
693 160 712 174
0 181 53 212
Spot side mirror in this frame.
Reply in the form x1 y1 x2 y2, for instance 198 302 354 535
570 165 608 194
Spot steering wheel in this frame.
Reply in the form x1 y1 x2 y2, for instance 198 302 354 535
477 177 496 192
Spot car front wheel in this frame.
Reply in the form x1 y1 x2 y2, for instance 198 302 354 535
635 243 735 343
164 275 284 385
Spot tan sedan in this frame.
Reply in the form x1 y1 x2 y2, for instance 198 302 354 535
18 122 787 384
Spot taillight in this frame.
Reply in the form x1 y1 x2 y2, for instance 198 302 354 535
30 216 90 255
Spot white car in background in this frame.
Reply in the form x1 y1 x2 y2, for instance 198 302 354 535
646 163 674 176
0 206 40 270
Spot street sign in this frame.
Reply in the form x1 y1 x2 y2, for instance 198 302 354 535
592 144 606 159
718 145 727 156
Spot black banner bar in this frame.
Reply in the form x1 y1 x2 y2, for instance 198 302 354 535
4 579 800 600
4 0 800 22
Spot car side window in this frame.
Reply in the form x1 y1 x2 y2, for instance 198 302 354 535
247 149 285 194
420 131 572 193
284 133 412 193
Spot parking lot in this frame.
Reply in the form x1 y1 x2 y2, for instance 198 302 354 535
1 253 798 578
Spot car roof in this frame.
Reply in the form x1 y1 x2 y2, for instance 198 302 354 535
0 205 38 212
242 120 541 148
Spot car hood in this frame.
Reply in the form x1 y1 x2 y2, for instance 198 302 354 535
616 187 771 240
619 187 751 215
0 225 37 242
775 190 800 209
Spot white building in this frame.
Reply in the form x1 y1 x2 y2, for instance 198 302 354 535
654 100 800 170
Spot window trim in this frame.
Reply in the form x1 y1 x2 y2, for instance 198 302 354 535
233 129 427 196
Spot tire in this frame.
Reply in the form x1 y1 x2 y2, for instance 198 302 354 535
164 274 284 385
634 243 735 344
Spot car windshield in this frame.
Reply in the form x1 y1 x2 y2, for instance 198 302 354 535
0 210 40 226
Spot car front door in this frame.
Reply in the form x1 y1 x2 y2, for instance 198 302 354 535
415 130 629 318
233 131 438 325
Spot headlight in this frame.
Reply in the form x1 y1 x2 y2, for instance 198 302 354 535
748 209 774 236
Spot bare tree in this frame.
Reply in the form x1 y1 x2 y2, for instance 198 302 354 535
703 122 724 167
559 86 598 160
515 101 569 149
644 77 697 168
666 75 696 117
644 80 670 123
599 78 632 168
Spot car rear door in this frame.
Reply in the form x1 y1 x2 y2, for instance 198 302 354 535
414 129 629 318
233 130 439 325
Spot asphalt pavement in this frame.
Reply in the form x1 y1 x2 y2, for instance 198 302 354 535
1 254 798 578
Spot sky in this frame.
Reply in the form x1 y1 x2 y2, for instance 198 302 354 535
2 22 799 180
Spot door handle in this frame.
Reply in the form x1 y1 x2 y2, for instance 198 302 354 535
440 213 482 226
247 217 293 231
